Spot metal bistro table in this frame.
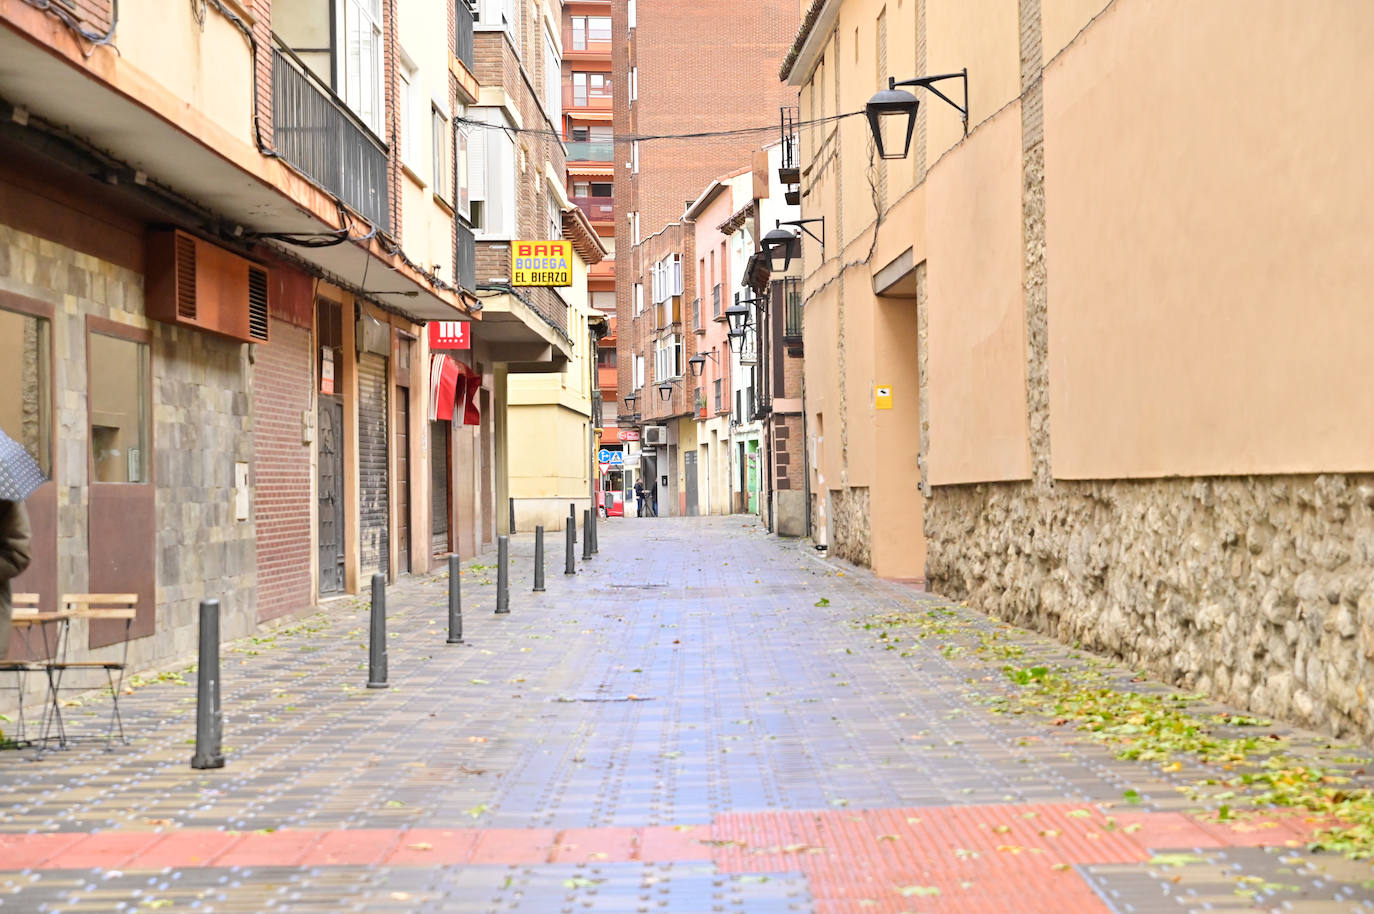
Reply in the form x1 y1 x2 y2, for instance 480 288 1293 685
7 607 74 749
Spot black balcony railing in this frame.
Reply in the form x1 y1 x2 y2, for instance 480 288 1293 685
783 277 803 342
272 41 390 233
455 220 476 294
712 283 722 317
456 1 475 69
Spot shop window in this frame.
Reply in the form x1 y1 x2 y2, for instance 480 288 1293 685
0 306 52 475
89 332 150 484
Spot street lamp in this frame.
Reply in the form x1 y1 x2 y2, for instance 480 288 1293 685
725 299 751 334
726 328 744 348
687 350 720 377
624 393 637 411
657 379 679 401
865 71 968 160
761 219 824 270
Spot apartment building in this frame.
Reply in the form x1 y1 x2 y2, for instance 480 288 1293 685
782 0 1374 740
0 0 556 695
612 0 798 516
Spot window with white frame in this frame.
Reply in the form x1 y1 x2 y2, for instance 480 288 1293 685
631 139 639 174
633 282 643 316
547 190 561 240
631 211 640 245
544 27 561 124
469 108 517 237
398 51 422 175
627 0 636 29
456 109 471 219
654 334 682 381
630 67 638 102
633 353 645 389
340 0 385 136
432 105 452 203
650 253 681 304
570 15 610 50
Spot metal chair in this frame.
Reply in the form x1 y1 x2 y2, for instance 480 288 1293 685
47 594 137 749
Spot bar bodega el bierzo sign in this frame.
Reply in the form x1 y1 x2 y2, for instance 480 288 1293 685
512 240 572 287
429 320 471 350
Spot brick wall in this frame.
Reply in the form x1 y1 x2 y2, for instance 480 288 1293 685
612 0 799 410
251 318 314 622
252 0 273 149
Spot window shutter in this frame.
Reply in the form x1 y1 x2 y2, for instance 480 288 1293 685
469 122 487 201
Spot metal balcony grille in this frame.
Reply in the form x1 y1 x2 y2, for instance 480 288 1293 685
455 221 476 294
272 42 390 233
456 1 475 69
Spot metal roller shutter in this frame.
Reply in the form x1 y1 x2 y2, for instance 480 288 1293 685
430 419 450 557
358 353 389 579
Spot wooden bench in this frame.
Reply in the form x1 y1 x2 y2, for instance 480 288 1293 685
48 594 138 749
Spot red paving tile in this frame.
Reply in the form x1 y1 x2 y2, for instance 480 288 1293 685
546 826 640 863
45 831 166 870
466 827 558 865
300 828 404 866
636 824 716 862
382 828 481 866
0 832 87 869
128 830 244 869
211 829 325 867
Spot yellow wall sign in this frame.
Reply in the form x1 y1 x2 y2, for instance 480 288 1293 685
875 385 894 410
512 240 573 286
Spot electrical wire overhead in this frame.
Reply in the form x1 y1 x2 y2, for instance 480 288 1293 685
455 110 862 144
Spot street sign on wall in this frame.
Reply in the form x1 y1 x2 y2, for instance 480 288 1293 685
512 241 573 287
429 321 471 350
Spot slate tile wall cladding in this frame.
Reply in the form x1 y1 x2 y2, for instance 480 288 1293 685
0 222 258 679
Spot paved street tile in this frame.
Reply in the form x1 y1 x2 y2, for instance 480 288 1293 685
2 516 1373 911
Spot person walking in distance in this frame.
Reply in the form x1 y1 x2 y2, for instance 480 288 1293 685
0 499 32 658
634 479 645 517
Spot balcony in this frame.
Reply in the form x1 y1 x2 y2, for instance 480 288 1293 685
456 220 476 294
565 141 614 161
781 277 803 343
598 365 618 390
571 195 614 222
272 41 390 233
456 1 474 70
565 86 613 112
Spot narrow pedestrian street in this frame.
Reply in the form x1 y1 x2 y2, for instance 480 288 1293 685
3 516 1373 913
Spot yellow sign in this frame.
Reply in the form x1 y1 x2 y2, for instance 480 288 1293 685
511 240 573 286
875 385 893 410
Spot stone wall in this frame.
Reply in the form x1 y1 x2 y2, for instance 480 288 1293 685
829 485 871 568
925 474 1374 740
0 222 258 675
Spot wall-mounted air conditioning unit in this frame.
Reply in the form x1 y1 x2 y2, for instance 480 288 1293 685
643 426 668 446
146 229 270 343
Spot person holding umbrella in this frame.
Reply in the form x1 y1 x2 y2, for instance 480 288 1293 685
0 429 41 658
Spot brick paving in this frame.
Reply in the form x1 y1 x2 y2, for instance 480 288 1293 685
2 515 1374 912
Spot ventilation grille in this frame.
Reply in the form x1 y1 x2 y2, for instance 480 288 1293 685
175 233 197 320
247 267 270 341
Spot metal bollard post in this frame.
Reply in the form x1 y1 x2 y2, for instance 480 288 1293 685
495 535 510 613
591 504 599 554
509 498 516 535
565 520 576 575
367 573 388 688
190 598 224 769
582 509 593 561
447 553 464 643
533 525 546 592
569 503 577 544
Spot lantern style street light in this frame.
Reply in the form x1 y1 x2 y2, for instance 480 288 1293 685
657 379 678 401
624 393 637 411
725 299 751 334
865 70 968 160
761 219 824 270
687 350 720 378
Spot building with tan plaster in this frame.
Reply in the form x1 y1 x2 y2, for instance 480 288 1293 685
782 0 1374 739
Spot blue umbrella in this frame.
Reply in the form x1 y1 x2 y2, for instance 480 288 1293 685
0 429 46 502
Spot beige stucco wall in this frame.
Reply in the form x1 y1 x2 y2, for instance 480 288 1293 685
118 2 254 148
1041 0 1110 61
1044 0 1374 480
924 0 1020 160
924 101 1029 486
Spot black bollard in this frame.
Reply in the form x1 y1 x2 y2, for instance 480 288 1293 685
509 498 516 535
367 573 388 688
447 553 463 643
565 520 576 575
190 599 224 769
569 503 577 544
495 535 510 613
582 509 593 561
591 504 599 554
533 525 546 592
